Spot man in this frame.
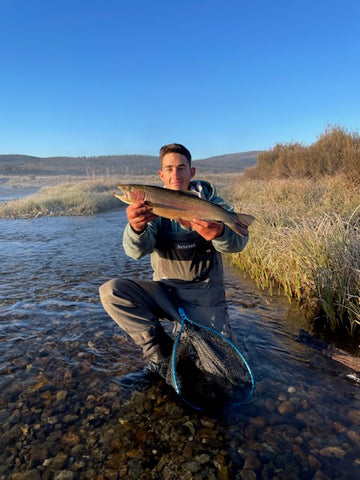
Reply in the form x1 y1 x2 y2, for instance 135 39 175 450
99 143 249 385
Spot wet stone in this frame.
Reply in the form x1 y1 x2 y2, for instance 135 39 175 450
195 453 211 464
63 414 79 424
29 445 48 468
51 452 69 470
348 409 360 425
278 400 295 415
347 429 360 448
71 443 85 456
249 416 266 428
238 469 257 480
56 390 68 402
11 471 41 480
102 471 119 480
243 455 261 470
62 431 80 447
182 460 201 473
53 471 75 480
333 421 346 433
308 455 322 469
319 446 346 459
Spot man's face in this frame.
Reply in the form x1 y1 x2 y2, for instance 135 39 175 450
158 153 195 190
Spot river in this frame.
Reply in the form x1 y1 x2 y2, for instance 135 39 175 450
1 188 359 479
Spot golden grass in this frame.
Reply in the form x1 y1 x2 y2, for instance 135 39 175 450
227 175 360 334
0 178 120 218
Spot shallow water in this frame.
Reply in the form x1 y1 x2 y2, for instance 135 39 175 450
1 206 360 479
0 185 40 203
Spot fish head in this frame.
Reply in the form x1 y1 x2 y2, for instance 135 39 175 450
117 185 146 203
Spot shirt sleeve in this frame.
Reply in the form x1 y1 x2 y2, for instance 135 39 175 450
122 220 158 259
212 224 249 253
209 194 249 253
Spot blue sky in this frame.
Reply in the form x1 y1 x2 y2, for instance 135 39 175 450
1 0 359 159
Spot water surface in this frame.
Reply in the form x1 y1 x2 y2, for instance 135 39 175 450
1 209 359 479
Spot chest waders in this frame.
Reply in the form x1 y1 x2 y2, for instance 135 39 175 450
99 220 235 367
152 220 233 339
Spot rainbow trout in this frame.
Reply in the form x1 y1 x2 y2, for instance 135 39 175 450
114 184 255 237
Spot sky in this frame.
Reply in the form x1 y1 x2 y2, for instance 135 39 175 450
1 0 359 159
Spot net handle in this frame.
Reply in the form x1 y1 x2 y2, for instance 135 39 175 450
171 309 203 411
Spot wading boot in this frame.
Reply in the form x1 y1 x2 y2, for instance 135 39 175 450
119 359 169 388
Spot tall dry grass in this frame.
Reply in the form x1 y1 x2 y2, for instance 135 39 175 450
246 125 360 184
228 175 360 334
0 179 120 218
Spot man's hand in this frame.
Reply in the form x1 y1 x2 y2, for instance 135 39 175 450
181 218 225 241
126 200 157 233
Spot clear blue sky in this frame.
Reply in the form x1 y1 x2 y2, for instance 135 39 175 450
1 0 359 159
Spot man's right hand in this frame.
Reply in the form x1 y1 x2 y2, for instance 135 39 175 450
126 200 157 233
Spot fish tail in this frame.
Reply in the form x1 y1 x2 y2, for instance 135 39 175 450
227 212 255 237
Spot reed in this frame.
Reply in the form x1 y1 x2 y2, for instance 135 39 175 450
227 175 360 334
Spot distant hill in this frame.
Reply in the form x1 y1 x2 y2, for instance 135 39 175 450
194 151 260 173
0 151 259 176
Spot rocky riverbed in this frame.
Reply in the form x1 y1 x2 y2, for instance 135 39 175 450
1 210 360 479
1 317 360 480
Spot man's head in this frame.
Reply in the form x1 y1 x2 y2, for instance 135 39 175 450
158 143 195 191
159 143 192 167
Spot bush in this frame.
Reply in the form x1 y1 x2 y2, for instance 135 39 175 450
246 125 360 184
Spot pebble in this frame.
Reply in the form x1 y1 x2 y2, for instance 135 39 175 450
182 460 201 473
51 452 69 470
239 469 257 480
53 472 75 480
319 446 346 459
1 325 359 480
11 472 41 480
278 400 295 415
348 408 360 425
347 430 360 448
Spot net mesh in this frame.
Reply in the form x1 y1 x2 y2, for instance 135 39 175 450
165 323 252 410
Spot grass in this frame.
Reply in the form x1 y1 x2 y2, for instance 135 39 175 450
0 178 121 218
227 175 360 335
1 173 359 336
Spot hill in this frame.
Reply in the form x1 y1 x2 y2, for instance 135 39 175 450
0 151 259 177
195 151 260 173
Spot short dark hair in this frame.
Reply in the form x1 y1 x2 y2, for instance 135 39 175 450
159 143 192 167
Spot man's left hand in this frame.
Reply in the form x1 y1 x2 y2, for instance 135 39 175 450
183 218 225 241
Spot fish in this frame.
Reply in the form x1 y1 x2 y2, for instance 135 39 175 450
114 184 255 237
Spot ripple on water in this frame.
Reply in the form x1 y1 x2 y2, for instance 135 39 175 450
0 210 359 479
